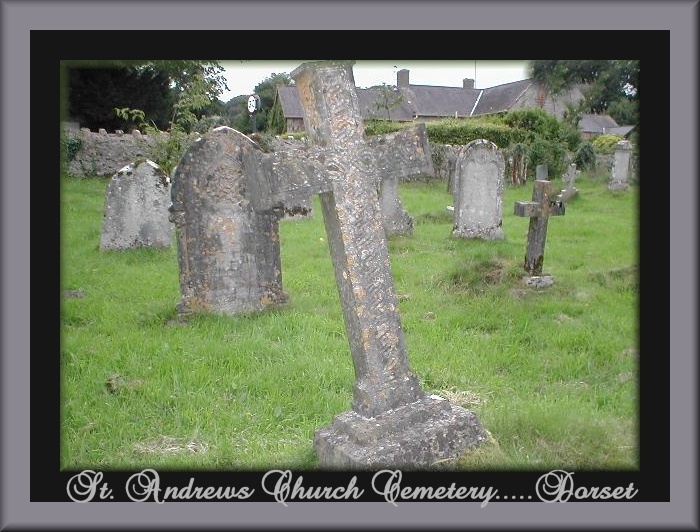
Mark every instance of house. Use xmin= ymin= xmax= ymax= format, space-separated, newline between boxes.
xmin=578 ymin=113 xmax=636 ymax=140
xmin=272 ymin=68 xmax=587 ymax=133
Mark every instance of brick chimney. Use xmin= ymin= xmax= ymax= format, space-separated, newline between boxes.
xmin=397 ymin=69 xmax=409 ymax=90
xmin=463 ymin=78 xmax=475 ymax=89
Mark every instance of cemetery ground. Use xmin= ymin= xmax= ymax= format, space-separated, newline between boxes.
xmin=61 ymin=171 xmax=638 ymax=472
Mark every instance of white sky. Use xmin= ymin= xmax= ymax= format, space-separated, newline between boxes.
xmin=219 ymin=60 xmax=530 ymax=102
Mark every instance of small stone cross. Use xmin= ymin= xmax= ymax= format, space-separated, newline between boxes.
xmin=514 ymin=179 xmax=565 ymax=276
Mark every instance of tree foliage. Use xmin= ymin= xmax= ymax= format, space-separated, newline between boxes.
xmin=67 ymin=66 xmax=174 ymax=131
xmin=66 ymin=60 xmax=228 ymax=132
xmin=372 ymin=83 xmax=404 ymax=121
xmin=529 ymin=60 xmax=639 ymax=125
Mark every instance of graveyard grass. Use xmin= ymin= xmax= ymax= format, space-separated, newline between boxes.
xmin=61 ymin=172 xmax=638 ymax=471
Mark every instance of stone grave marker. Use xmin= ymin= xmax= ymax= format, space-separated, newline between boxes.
xmin=292 ymin=60 xmax=488 ymax=469
xmin=535 ymin=164 xmax=549 ymax=181
xmin=170 ymin=60 xmax=487 ymax=469
xmin=100 ymin=159 xmax=174 ymax=251
xmin=451 ymin=139 xmax=505 ymax=240
xmin=514 ymin=179 xmax=566 ymax=282
xmin=558 ymin=163 xmax=580 ymax=202
xmin=609 ymin=140 xmax=632 ymax=191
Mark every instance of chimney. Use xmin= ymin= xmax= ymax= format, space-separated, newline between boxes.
xmin=397 ymin=69 xmax=409 ymax=90
xmin=463 ymin=78 xmax=475 ymax=89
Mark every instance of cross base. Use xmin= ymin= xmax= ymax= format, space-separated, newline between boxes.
xmin=523 ymin=275 xmax=555 ymax=289
xmin=313 ymin=394 xmax=489 ymax=470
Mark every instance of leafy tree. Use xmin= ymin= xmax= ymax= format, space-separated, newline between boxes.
xmin=66 ymin=60 xmax=229 ymax=132
xmin=373 ymin=83 xmax=404 ymax=121
xmin=529 ymin=60 xmax=639 ymax=125
xmin=223 ymin=95 xmax=251 ymax=132
xmin=67 ymin=66 xmax=173 ymax=131
xmin=251 ymin=72 xmax=292 ymax=134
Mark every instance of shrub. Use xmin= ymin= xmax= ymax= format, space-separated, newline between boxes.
xmin=574 ymin=142 xmax=597 ymax=171
xmin=592 ymin=133 xmax=624 ymax=155
xmin=60 ymin=131 xmax=82 ymax=176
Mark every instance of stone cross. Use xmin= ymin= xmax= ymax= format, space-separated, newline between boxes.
xmin=558 ymin=162 xmax=579 ymax=203
xmin=514 ymin=179 xmax=565 ymax=276
xmin=293 ymin=61 xmax=488 ymax=469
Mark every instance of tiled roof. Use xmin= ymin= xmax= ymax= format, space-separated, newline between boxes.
xmin=578 ymin=113 xmax=620 ymax=133
xmin=472 ymin=79 xmax=534 ymax=116
xmin=277 ymin=78 xmax=537 ymax=121
xmin=404 ymin=85 xmax=480 ymax=118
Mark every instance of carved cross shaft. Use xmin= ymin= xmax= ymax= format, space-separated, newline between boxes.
xmin=514 ymin=179 xmax=565 ymax=276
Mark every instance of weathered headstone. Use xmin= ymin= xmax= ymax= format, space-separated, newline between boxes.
xmin=99 ymin=159 xmax=174 ymax=251
xmin=514 ymin=179 xmax=565 ymax=280
xmin=558 ymin=163 xmax=580 ymax=202
xmin=379 ymin=174 xmax=414 ymax=236
xmin=264 ymin=136 xmax=315 ymax=221
xmin=609 ymin=140 xmax=632 ymax=191
xmin=451 ymin=139 xmax=505 ymax=240
xmin=535 ymin=164 xmax=549 ymax=181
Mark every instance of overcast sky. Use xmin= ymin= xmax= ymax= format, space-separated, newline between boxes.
xmin=219 ymin=60 xmax=530 ymax=102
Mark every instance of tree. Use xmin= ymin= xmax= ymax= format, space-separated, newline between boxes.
xmin=221 ymin=72 xmax=294 ymax=134
xmin=251 ymin=72 xmax=292 ymax=134
xmin=372 ymin=83 xmax=404 ymax=121
xmin=67 ymin=66 xmax=173 ymax=131
xmin=529 ymin=60 xmax=639 ymax=125
xmin=66 ymin=60 xmax=229 ymax=132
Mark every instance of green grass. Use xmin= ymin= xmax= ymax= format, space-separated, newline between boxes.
xmin=61 ymin=174 xmax=639 ymax=471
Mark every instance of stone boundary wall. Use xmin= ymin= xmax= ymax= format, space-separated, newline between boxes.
xmin=63 ymin=123 xmax=167 ymax=177
xmin=63 ymin=123 xmax=638 ymax=184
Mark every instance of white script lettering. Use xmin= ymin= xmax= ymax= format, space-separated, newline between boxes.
xmin=261 ymin=469 xmax=364 ymax=506
xmin=535 ymin=470 xmax=638 ymax=502
xmin=371 ymin=469 xmax=498 ymax=508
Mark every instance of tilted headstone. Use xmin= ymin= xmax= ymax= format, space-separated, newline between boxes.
xmin=558 ymin=163 xmax=580 ymax=203
xmin=451 ymin=139 xmax=505 ymax=240
xmin=609 ymin=140 xmax=632 ymax=191
xmin=99 ymin=159 xmax=174 ymax=251
xmin=514 ymin=179 xmax=565 ymax=279
xmin=379 ymin=174 xmax=413 ymax=236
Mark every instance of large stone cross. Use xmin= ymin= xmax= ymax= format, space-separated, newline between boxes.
xmin=293 ymin=61 xmax=488 ymax=468
xmin=514 ymin=179 xmax=566 ymax=276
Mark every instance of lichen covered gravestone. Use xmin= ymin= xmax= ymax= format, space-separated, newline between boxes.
xmin=289 ymin=61 xmax=488 ymax=469
xmin=451 ymin=139 xmax=505 ymax=240
xmin=609 ymin=140 xmax=632 ymax=191
xmin=100 ymin=159 xmax=174 ymax=250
